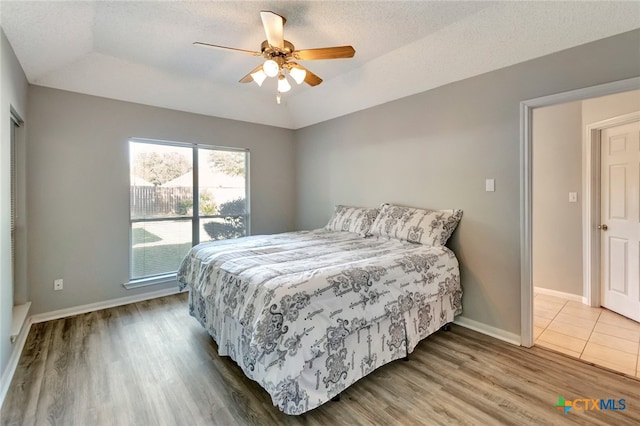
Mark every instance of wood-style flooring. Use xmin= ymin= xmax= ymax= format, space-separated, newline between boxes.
xmin=2 ymin=293 xmax=639 ymax=425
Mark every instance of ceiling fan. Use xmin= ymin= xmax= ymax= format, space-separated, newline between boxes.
xmin=194 ymin=10 xmax=355 ymax=103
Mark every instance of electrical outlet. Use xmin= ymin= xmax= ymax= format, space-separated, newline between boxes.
xmin=54 ymin=279 xmax=63 ymax=291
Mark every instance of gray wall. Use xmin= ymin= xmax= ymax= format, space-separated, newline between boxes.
xmin=532 ymin=101 xmax=583 ymax=296
xmin=0 ymin=29 xmax=29 ymax=380
xmin=295 ymin=29 xmax=640 ymax=336
xmin=26 ymin=86 xmax=296 ymax=315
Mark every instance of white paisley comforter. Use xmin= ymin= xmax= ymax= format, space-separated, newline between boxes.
xmin=177 ymin=229 xmax=462 ymax=414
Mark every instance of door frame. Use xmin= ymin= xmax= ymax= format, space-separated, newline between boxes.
xmin=520 ymin=77 xmax=640 ymax=347
xmin=585 ymin=111 xmax=640 ymax=310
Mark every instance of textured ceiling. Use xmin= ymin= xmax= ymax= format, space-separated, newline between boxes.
xmin=1 ymin=1 xmax=639 ymax=129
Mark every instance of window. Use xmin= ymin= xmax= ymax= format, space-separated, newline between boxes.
xmin=10 ymin=118 xmax=16 ymax=298
xmin=129 ymin=139 xmax=249 ymax=283
xmin=10 ymin=109 xmax=30 ymax=343
xmin=10 ymin=113 xmax=21 ymax=304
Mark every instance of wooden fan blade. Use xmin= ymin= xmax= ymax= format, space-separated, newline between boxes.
xmin=193 ymin=42 xmax=261 ymax=56
xmin=303 ymin=69 xmax=323 ymax=87
xmin=293 ymin=46 xmax=355 ymax=61
xmin=260 ymin=11 xmax=285 ymax=50
xmin=289 ymin=62 xmax=323 ymax=86
xmin=239 ymin=64 xmax=264 ymax=83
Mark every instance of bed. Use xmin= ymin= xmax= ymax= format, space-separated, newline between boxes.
xmin=177 ymin=204 xmax=463 ymax=415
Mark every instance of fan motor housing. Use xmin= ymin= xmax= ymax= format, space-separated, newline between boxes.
xmin=260 ymin=40 xmax=295 ymax=58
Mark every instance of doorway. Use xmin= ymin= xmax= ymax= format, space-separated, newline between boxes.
xmin=521 ymin=78 xmax=640 ymax=377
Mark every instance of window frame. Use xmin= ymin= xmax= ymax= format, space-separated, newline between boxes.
xmin=126 ymin=137 xmax=250 ymax=287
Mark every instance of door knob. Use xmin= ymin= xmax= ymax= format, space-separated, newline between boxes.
xmin=597 ymin=224 xmax=608 ymax=231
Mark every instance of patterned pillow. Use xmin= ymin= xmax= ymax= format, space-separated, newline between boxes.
xmin=368 ymin=204 xmax=462 ymax=246
xmin=325 ymin=205 xmax=380 ymax=236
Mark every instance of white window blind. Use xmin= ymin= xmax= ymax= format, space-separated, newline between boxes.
xmin=10 ymin=111 xmax=23 ymax=305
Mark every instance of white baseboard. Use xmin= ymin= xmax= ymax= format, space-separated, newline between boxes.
xmin=454 ymin=316 xmax=521 ymax=346
xmin=0 ymin=286 xmax=186 ymax=408
xmin=0 ymin=315 xmax=33 ymax=409
xmin=533 ymin=286 xmax=584 ymax=303
xmin=31 ymin=287 xmax=185 ymax=324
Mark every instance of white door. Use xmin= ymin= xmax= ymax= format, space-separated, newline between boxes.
xmin=601 ymin=120 xmax=640 ymax=322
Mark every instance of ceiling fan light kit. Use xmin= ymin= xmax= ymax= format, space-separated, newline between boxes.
xmin=250 ymin=69 xmax=267 ymax=86
xmin=263 ymin=59 xmax=280 ymax=77
xmin=194 ymin=10 xmax=355 ymax=104
xmin=277 ymin=74 xmax=291 ymax=93
xmin=288 ymin=66 xmax=307 ymax=85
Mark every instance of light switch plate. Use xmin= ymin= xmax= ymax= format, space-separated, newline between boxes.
xmin=485 ymin=179 xmax=495 ymax=192
xmin=569 ymin=192 xmax=578 ymax=203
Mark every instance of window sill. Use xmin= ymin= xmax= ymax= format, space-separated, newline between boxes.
xmin=124 ymin=274 xmax=177 ymax=290
xmin=11 ymin=302 xmax=31 ymax=343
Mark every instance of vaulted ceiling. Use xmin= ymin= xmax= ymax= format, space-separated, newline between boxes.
xmin=2 ymin=1 xmax=639 ymax=129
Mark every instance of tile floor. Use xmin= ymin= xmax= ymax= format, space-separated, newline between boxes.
xmin=534 ymin=293 xmax=640 ymax=378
